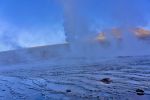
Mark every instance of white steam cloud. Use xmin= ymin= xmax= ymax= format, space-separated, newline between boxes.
xmin=60 ymin=0 xmax=150 ymax=57
xmin=0 ymin=20 xmax=66 ymax=51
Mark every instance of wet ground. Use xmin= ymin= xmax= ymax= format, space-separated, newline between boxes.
xmin=0 ymin=56 xmax=150 ymax=100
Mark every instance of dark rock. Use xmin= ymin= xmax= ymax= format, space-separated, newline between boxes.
xmin=89 ymin=90 xmax=93 ymax=92
xmin=100 ymin=78 xmax=112 ymax=84
xmin=97 ymin=96 xmax=100 ymax=98
xmin=66 ymin=89 xmax=71 ymax=93
xmin=136 ymin=89 xmax=144 ymax=95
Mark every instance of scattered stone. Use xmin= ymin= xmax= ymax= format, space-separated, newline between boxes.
xmin=89 ymin=95 xmax=92 ymax=97
xmin=97 ymin=96 xmax=100 ymax=98
xmin=89 ymin=90 xmax=93 ymax=92
xmin=66 ymin=89 xmax=71 ymax=93
xmin=136 ymin=89 xmax=144 ymax=95
xmin=100 ymin=78 xmax=112 ymax=84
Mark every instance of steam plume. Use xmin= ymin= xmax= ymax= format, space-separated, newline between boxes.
xmin=61 ymin=0 xmax=150 ymax=57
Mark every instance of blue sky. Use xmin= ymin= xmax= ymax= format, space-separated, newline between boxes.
xmin=0 ymin=0 xmax=150 ymax=53
xmin=0 ymin=0 xmax=63 ymax=27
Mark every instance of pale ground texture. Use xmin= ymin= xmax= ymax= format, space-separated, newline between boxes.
xmin=0 ymin=56 xmax=150 ymax=100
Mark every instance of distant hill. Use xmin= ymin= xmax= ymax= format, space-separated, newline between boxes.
xmin=0 ymin=44 xmax=69 ymax=66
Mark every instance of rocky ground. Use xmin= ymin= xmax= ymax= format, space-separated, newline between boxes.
xmin=0 ymin=56 xmax=150 ymax=100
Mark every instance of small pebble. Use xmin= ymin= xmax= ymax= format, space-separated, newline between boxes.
xmin=66 ymin=89 xmax=71 ymax=93
xmin=136 ymin=89 xmax=144 ymax=95
xmin=100 ymin=78 xmax=112 ymax=84
xmin=97 ymin=96 xmax=100 ymax=98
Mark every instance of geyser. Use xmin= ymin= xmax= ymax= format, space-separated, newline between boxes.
xmin=61 ymin=0 xmax=150 ymax=57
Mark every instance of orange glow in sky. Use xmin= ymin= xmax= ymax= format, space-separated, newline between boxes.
xmin=111 ymin=28 xmax=122 ymax=40
xmin=96 ymin=32 xmax=106 ymax=43
xmin=133 ymin=28 xmax=150 ymax=38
